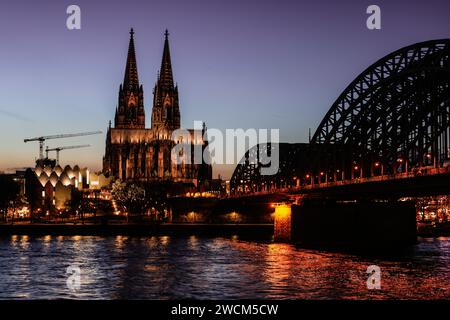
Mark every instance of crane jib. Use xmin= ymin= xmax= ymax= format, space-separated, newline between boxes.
xmin=23 ymin=131 xmax=102 ymax=160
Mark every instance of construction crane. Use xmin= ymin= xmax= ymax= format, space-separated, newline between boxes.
xmin=24 ymin=131 xmax=102 ymax=160
xmin=46 ymin=144 xmax=91 ymax=166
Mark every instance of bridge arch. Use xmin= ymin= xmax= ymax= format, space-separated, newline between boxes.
xmin=311 ymin=39 xmax=450 ymax=172
xmin=230 ymin=40 xmax=450 ymax=193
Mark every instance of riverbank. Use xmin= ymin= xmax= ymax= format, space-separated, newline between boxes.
xmin=0 ymin=222 xmax=448 ymax=238
xmin=0 ymin=223 xmax=274 ymax=238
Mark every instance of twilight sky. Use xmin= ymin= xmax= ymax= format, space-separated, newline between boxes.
xmin=0 ymin=0 xmax=449 ymax=178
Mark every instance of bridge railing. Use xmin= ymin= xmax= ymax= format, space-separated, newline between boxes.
xmin=229 ymin=166 xmax=450 ymax=196
xmin=293 ymin=165 xmax=450 ymax=191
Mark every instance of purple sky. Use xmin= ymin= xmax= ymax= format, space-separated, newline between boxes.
xmin=0 ymin=0 xmax=449 ymax=178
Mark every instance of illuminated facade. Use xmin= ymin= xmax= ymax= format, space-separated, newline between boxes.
xmin=25 ymin=164 xmax=112 ymax=211
xmin=103 ymin=29 xmax=212 ymax=185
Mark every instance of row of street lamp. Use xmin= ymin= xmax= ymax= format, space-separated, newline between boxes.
xmin=234 ymin=153 xmax=438 ymax=193
xmin=302 ymin=153 xmax=438 ymax=186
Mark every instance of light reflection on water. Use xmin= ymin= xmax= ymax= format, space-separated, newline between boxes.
xmin=0 ymin=236 xmax=449 ymax=299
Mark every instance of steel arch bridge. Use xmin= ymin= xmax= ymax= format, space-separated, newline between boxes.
xmin=231 ymin=39 xmax=450 ymax=194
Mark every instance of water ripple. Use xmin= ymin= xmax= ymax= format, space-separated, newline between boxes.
xmin=0 ymin=236 xmax=448 ymax=299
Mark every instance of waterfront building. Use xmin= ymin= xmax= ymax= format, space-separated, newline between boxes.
xmin=25 ymin=163 xmax=112 ymax=211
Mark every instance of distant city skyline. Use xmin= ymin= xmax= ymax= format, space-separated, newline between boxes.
xmin=0 ymin=0 xmax=449 ymax=178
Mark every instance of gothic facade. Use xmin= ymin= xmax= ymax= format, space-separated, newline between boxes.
xmin=103 ymin=29 xmax=212 ymax=185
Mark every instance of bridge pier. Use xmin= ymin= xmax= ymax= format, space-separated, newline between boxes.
xmin=274 ymin=199 xmax=417 ymax=248
xmin=273 ymin=204 xmax=292 ymax=242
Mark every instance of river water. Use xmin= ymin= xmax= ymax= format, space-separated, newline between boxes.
xmin=0 ymin=235 xmax=448 ymax=299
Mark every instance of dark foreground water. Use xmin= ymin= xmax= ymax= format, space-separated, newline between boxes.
xmin=0 ymin=235 xmax=449 ymax=299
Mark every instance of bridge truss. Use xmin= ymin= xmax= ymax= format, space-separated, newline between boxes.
xmin=231 ymin=39 xmax=450 ymax=194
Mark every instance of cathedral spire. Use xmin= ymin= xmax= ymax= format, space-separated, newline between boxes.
xmin=115 ymin=28 xmax=145 ymax=129
xmin=151 ymin=29 xmax=180 ymax=130
xmin=159 ymin=29 xmax=174 ymax=88
xmin=123 ymin=28 xmax=139 ymax=89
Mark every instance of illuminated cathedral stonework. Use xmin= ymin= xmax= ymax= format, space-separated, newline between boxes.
xmin=103 ymin=29 xmax=212 ymax=185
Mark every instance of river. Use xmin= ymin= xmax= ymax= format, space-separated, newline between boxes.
xmin=0 ymin=235 xmax=448 ymax=299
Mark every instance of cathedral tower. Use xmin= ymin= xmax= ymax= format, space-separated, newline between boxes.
xmin=114 ymin=28 xmax=145 ymax=129
xmin=104 ymin=29 xmax=212 ymax=186
xmin=151 ymin=30 xmax=181 ymax=131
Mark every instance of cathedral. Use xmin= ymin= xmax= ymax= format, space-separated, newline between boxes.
xmin=103 ymin=29 xmax=212 ymax=186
